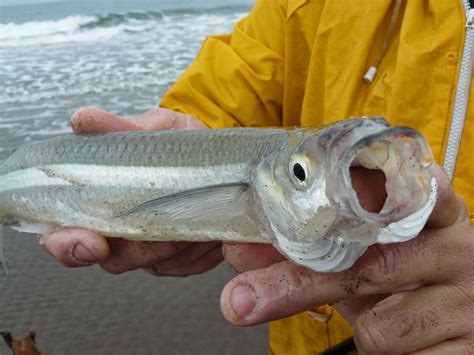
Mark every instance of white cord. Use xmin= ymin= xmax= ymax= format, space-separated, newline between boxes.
xmin=363 ymin=0 xmax=403 ymax=84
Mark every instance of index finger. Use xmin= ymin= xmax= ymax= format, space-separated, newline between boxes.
xmin=41 ymin=229 xmax=110 ymax=267
xmin=220 ymin=223 xmax=467 ymax=325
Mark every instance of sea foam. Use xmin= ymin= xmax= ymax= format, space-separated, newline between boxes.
xmin=0 ymin=14 xmax=145 ymax=46
xmin=0 ymin=6 xmax=248 ymax=155
xmin=0 ymin=7 xmax=246 ymax=47
xmin=0 ymin=16 xmax=95 ymax=40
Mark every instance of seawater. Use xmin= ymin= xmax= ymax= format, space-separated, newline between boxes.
xmin=0 ymin=0 xmax=252 ymax=157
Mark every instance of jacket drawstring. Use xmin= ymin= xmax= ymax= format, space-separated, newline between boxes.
xmin=363 ymin=0 xmax=402 ymax=84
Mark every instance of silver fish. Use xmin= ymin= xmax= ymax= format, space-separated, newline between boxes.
xmin=0 ymin=117 xmax=437 ymax=273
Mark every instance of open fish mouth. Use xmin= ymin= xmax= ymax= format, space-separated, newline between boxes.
xmin=272 ymin=118 xmax=437 ymax=272
xmin=338 ymin=125 xmax=436 ymax=227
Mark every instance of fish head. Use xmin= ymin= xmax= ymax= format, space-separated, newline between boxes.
xmin=253 ymin=118 xmax=437 ymax=272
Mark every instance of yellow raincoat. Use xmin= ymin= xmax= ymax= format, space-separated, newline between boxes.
xmin=161 ymin=0 xmax=474 ymax=353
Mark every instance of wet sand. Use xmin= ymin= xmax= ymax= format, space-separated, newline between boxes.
xmin=0 ymin=228 xmax=268 ymax=355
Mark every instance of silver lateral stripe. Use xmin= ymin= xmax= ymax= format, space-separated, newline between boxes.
xmin=0 ymin=168 xmax=71 ymax=194
xmin=444 ymin=3 xmax=474 ymax=180
xmin=0 ymin=164 xmax=247 ymax=193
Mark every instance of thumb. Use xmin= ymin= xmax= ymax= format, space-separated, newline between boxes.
xmin=133 ymin=107 xmax=207 ymax=131
xmin=71 ymin=107 xmax=140 ymax=133
xmin=71 ymin=106 xmax=207 ymax=134
xmin=426 ymin=166 xmax=467 ymax=228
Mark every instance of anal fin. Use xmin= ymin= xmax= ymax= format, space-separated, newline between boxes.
xmin=11 ymin=223 xmax=56 ymax=235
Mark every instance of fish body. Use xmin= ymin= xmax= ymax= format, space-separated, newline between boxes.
xmin=0 ymin=117 xmax=437 ymax=272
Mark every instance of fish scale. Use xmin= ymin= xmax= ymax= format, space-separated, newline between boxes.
xmin=0 ymin=128 xmax=288 ymax=174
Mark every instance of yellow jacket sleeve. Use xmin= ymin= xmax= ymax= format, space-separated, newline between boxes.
xmin=160 ymin=0 xmax=285 ymax=128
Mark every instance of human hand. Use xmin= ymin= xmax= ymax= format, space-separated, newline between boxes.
xmin=41 ymin=107 xmax=224 ymax=276
xmin=220 ymin=167 xmax=474 ymax=354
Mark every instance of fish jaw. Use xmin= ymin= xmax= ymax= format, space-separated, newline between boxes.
xmin=326 ymin=122 xmax=437 ymax=243
xmin=254 ymin=118 xmax=437 ymax=272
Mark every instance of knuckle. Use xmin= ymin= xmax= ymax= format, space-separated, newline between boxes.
xmin=451 ymin=283 xmax=474 ymax=310
xmin=355 ymin=312 xmax=389 ymax=353
xmin=184 ymin=114 xmax=202 ymax=130
xmin=368 ymin=244 xmax=399 ymax=278
xmin=457 ymin=196 xmax=470 ymax=224
xmin=136 ymin=241 xmax=178 ymax=260
xmin=463 ymin=232 xmax=474 ymax=257
xmin=142 ymin=265 xmax=163 ymax=277
xmin=166 ymin=111 xmax=179 ymax=126
xmin=153 ymin=243 xmax=179 ymax=258
xmin=443 ymin=225 xmax=474 ymax=271
xmin=144 ymin=263 xmax=189 ymax=277
xmin=277 ymin=263 xmax=318 ymax=302
xmin=461 ymin=339 xmax=474 ymax=354
xmin=348 ymin=243 xmax=402 ymax=289
xmin=99 ymin=261 xmax=128 ymax=275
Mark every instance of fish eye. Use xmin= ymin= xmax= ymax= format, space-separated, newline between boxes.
xmin=293 ymin=162 xmax=307 ymax=182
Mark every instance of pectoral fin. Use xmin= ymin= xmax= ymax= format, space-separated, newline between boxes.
xmin=116 ymin=182 xmax=250 ymax=221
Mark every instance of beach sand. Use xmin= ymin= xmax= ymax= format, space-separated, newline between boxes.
xmin=0 ymin=228 xmax=268 ymax=355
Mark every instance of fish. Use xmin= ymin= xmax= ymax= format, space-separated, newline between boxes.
xmin=0 ymin=117 xmax=437 ymax=274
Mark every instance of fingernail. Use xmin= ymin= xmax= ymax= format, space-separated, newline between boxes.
xmin=72 ymin=244 xmax=97 ymax=264
xmin=231 ymin=284 xmax=257 ymax=317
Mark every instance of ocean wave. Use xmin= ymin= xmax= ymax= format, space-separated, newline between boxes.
xmin=0 ymin=15 xmax=123 ymax=46
xmin=0 ymin=5 xmax=249 ymax=46
xmin=79 ymin=11 xmax=164 ymax=29
xmin=0 ymin=15 xmax=95 ymax=41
